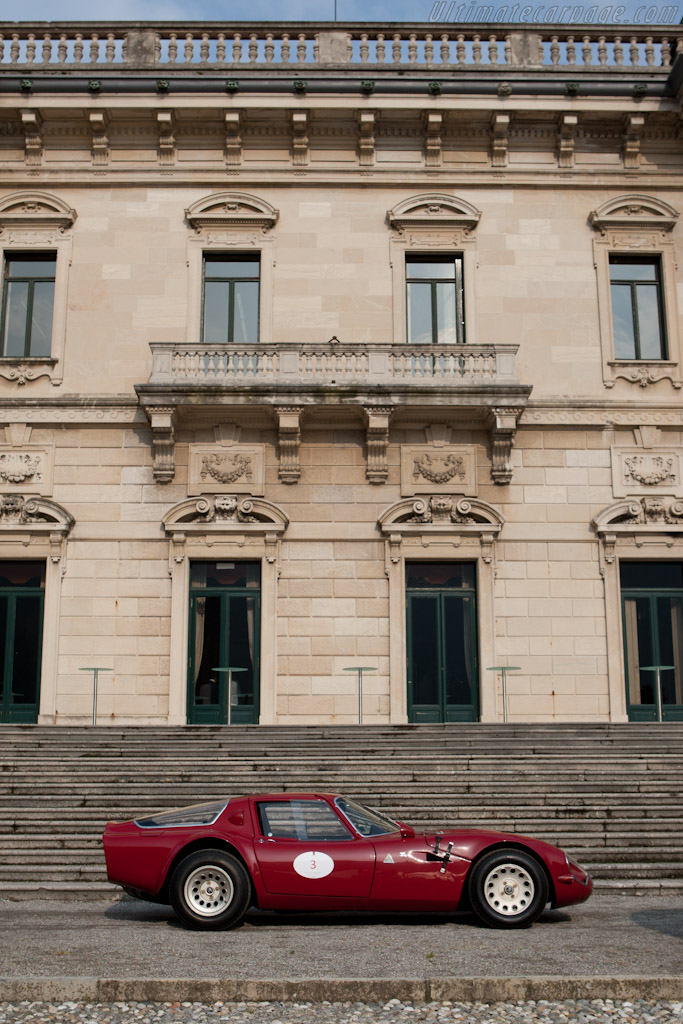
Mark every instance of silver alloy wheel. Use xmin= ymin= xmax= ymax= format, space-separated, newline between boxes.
xmin=183 ymin=864 xmax=234 ymax=917
xmin=483 ymin=862 xmax=535 ymax=917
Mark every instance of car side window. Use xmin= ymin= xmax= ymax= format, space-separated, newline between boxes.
xmin=257 ymin=799 xmax=353 ymax=841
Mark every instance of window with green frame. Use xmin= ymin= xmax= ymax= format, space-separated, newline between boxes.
xmin=202 ymin=254 xmax=260 ymax=344
xmin=609 ymin=255 xmax=666 ymax=360
xmin=1 ymin=254 xmax=56 ymax=358
xmin=406 ymin=254 xmax=464 ymax=345
xmin=620 ymin=561 xmax=683 ymax=721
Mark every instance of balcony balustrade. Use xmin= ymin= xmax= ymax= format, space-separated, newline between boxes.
xmin=146 ymin=340 xmax=521 ymax=392
xmin=0 ymin=24 xmax=680 ymax=73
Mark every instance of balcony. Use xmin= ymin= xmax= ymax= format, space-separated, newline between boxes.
xmin=145 ymin=340 xmax=523 ymax=397
xmin=1 ymin=24 xmax=680 ymax=76
xmin=137 ymin=341 xmax=530 ymax=486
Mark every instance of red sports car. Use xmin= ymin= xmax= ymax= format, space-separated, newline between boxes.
xmin=103 ymin=793 xmax=592 ymax=930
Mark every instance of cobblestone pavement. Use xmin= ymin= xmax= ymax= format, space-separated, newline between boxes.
xmin=1 ymin=1000 xmax=683 ymax=1024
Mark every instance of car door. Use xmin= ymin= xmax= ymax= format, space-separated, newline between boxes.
xmin=252 ymin=797 xmax=375 ymax=898
xmin=369 ymin=834 xmax=469 ymax=909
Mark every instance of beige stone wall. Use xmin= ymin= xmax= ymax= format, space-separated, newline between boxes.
xmin=4 ymin=183 xmax=682 ymax=401
xmin=2 ymin=92 xmax=683 ymax=725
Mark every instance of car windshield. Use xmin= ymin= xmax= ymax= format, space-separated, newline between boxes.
xmin=335 ymin=797 xmax=399 ymax=836
xmin=135 ymin=800 xmax=228 ymax=828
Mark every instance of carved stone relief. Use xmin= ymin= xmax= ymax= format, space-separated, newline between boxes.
xmin=400 ymin=444 xmax=477 ymax=497
xmin=188 ymin=444 xmax=265 ymax=496
xmin=611 ymin=446 xmax=683 ymax=498
xmin=0 ymin=446 xmax=53 ymax=494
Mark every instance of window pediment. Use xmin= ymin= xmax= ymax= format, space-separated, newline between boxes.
xmin=379 ymin=495 xmax=503 ymax=565
xmin=593 ymin=497 xmax=683 ymax=533
xmin=163 ymin=494 xmax=288 ymax=534
xmin=0 ymin=494 xmax=74 ymax=532
xmin=589 ymin=194 xmax=679 ymax=234
xmin=0 ymin=191 xmax=76 ymax=233
xmin=380 ymin=494 xmax=503 ymax=531
xmin=185 ymin=192 xmax=279 ymax=232
xmin=387 ymin=193 xmax=481 ymax=233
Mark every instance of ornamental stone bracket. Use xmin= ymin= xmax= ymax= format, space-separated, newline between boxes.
xmin=277 ymin=407 xmax=303 ymax=484
xmin=364 ymin=406 xmax=392 ymax=484
xmin=0 ymin=494 xmax=74 ymax=567
xmin=163 ymin=494 xmax=288 ymax=566
xmin=487 ymin=407 xmax=521 ymax=484
xmin=145 ymin=405 xmax=176 ymax=483
xmin=593 ymin=497 xmax=683 ymax=565
xmin=378 ymin=495 xmax=504 ymax=565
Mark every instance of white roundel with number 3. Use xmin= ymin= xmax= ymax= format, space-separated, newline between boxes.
xmin=293 ymin=851 xmax=335 ymax=879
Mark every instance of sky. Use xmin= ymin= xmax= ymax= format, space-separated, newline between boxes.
xmin=1 ymin=0 xmax=680 ymax=26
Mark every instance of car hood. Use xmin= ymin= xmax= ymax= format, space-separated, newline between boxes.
xmin=423 ymin=827 xmax=560 ymax=861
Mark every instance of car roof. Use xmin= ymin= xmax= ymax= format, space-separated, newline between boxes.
xmin=246 ymin=793 xmax=340 ymax=801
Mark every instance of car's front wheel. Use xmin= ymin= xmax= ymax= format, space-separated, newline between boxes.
xmin=468 ymin=849 xmax=548 ymax=928
xmin=169 ymin=848 xmax=251 ymax=930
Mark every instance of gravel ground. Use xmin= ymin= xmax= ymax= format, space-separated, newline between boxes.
xmin=0 ymin=999 xmax=682 ymax=1024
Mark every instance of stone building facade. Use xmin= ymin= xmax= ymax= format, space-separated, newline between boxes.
xmin=0 ymin=22 xmax=682 ymax=726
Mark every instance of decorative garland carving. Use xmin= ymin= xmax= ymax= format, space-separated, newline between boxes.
xmin=200 ymin=452 xmax=252 ymax=485
xmin=0 ymin=453 xmax=41 ymax=483
xmin=623 ymin=455 xmax=676 ymax=487
xmin=413 ymin=453 xmax=464 ymax=485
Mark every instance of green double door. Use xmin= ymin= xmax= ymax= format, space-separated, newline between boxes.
xmin=406 ymin=562 xmax=478 ymax=723
xmin=0 ymin=562 xmax=44 ymax=724
xmin=621 ymin=561 xmax=683 ymax=722
xmin=187 ymin=561 xmax=260 ymax=725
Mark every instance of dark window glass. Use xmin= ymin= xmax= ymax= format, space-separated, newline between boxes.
xmin=609 ymin=256 xmax=665 ymax=360
xmin=406 ymin=562 xmax=475 ymax=589
xmin=11 ymin=595 xmax=42 ymax=704
xmin=444 ymin=594 xmax=475 ymax=706
xmin=2 ymin=255 xmax=56 ymax=358
xmin=202 ymin=254 xmax=259 ymax=344
xmin=620 ymin=562 xmax=683 ymax=590
xmin=621 ymin=562 xmax=683 ymax=713
xmin=257 ymin=799 xmax=353 ymax=841
xmin=406 ymin=255 xmax=463 ymax=344
xmin=410 ymin=596 xmax=440 ymax=707
xmin=0 ymin=562 xmax=45 ymax=588
xmin=190 ymin=561 xmax=260 ymax=589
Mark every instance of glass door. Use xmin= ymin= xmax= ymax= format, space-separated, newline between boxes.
xmin=621 ymin=562 xmax=683 ymax=722
xmin=0 ymin=562 xmax=45 ymax=724
xmin=187 ymin=561 xmax=260 ymax=724
xmin=406 ymin=562 xmax=478 ymax=723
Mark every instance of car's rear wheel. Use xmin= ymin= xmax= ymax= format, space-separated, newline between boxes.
xmin=468 ymin=849 xmax=548 ymax=929
xmin=169 ymin=849 xmax=251 ymax=930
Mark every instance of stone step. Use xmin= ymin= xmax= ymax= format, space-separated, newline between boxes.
xmin=2 ymin=723 xmax=682 ymax=893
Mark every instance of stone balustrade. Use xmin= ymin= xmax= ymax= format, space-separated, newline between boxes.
xmin=147 ymin=341 xmax=520 ymax=389
xmin=0 ymin=24 xmax=680 ymax=71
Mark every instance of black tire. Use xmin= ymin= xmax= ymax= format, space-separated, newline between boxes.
xmin=468 ymin=849 xmax=548 ymax=929
xmin=169 ymin=848 xmax=251 ymax=930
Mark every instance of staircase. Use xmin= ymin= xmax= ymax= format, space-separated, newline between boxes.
xmin=1 ymin=723 xmax=682 ymax=898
